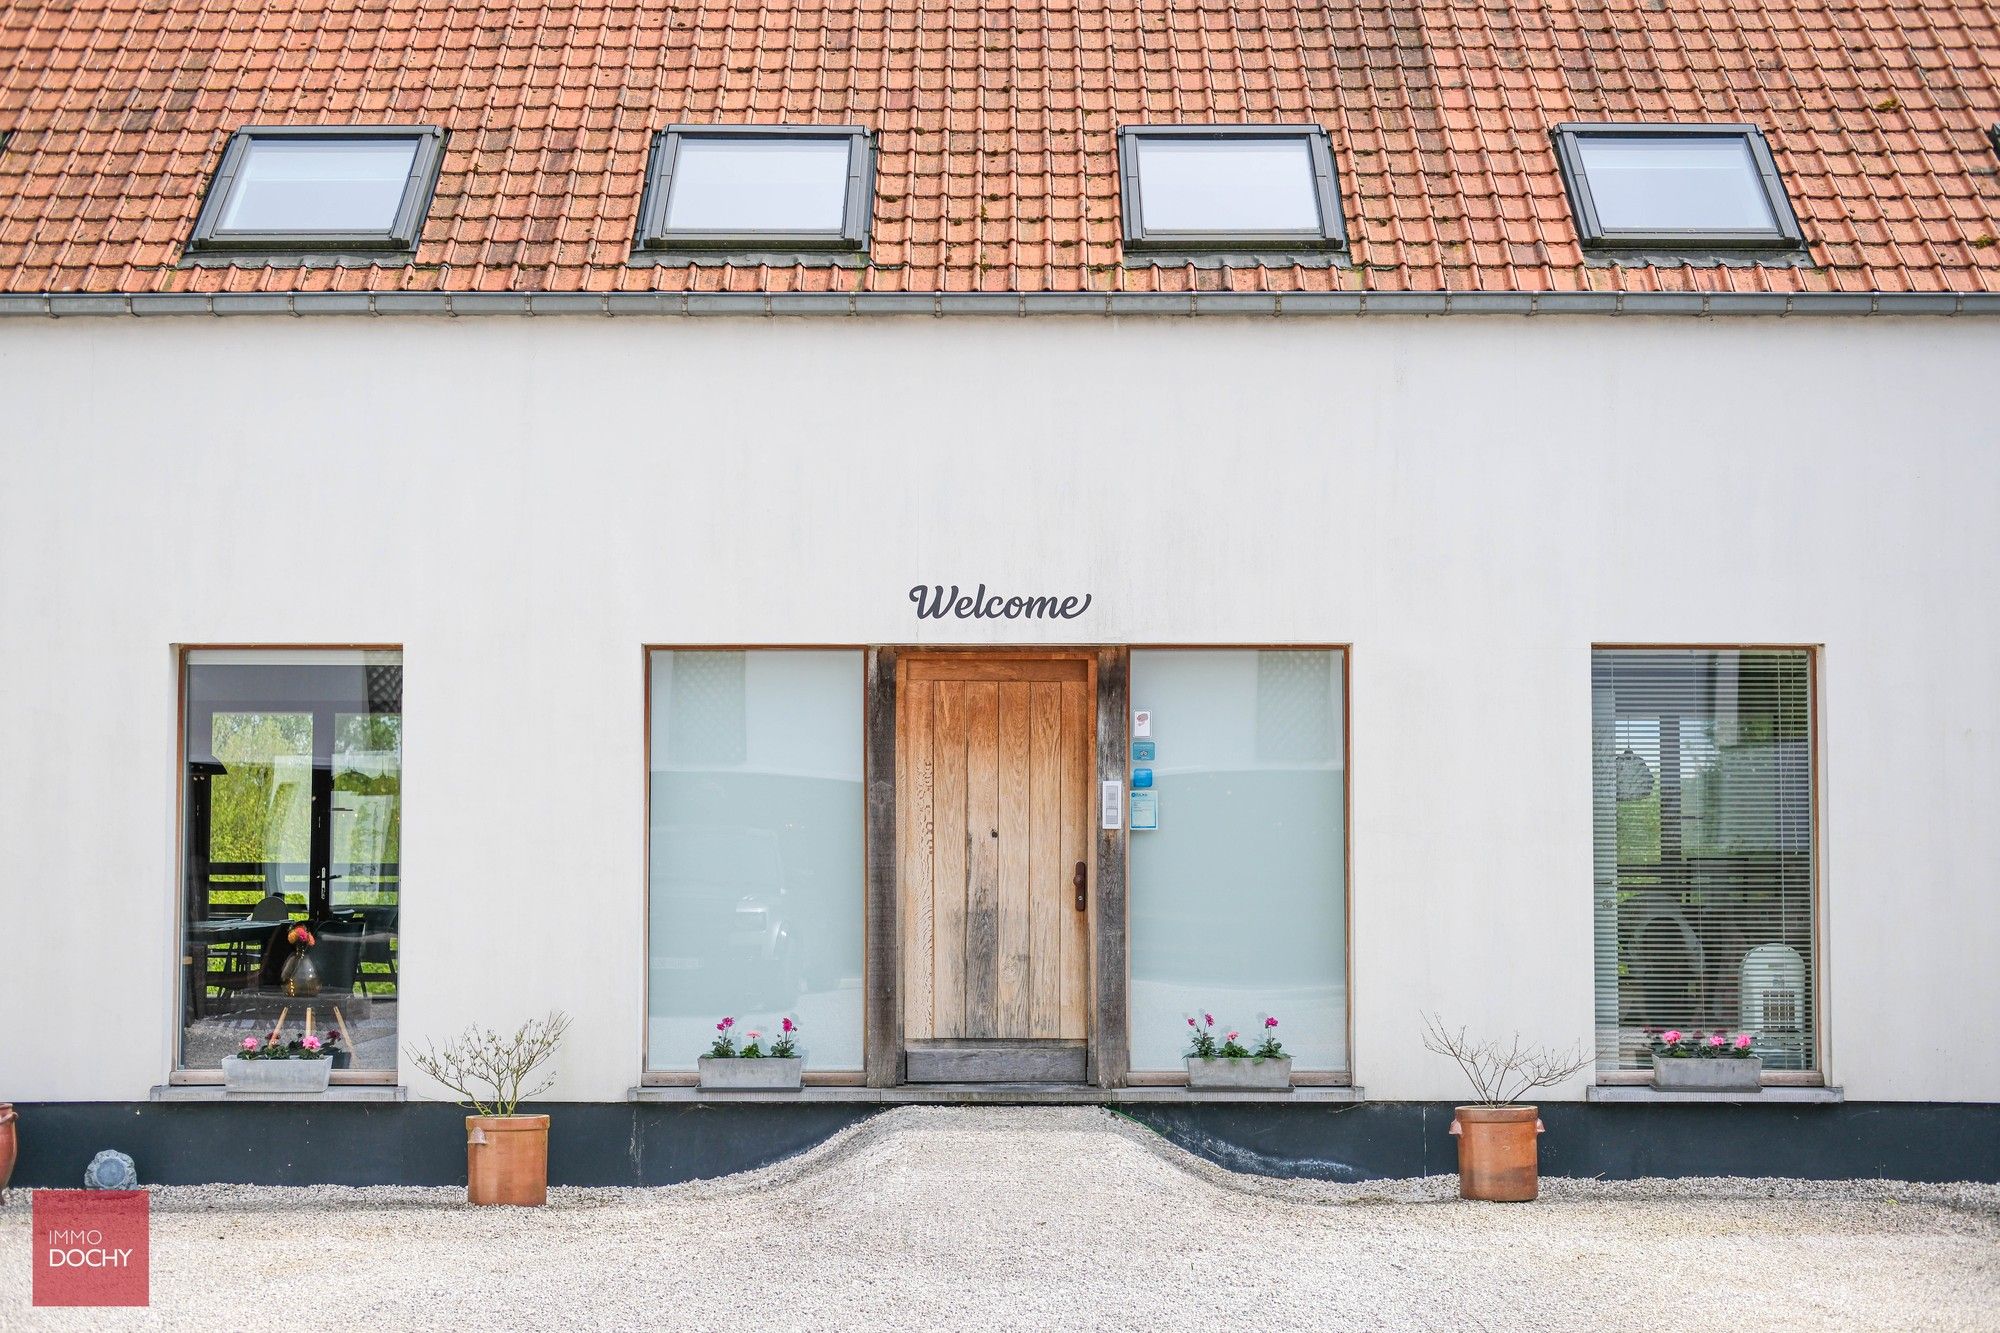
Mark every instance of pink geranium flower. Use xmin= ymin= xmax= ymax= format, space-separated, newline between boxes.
xmin=746 ymin=1031 xmax=761 ymax=1041
xmin=782 ymin=1017 xmax=795 ymax=1033
xmin=241 ymin=1037 xmax=260 ymax=1051
xmin=1265 ymin=1017 xmax=1279 ymax=1029
xmin=721 ymin=1017 xmax=734 ymax=1029
xmin=301 ymin=1035 xmax=321 ymax=1051
xmin=1661 ymin=1029 xmax=1683 ymax=1045
xmin=1187 ymin=1017 xmax=1196 ymax=1027
xmin=1734 ymin=1034 xmax=1754 ymax=1050
xmin=1706 ymin=1034 xmax=1726 ymax=1048
xmin=1226 ymin=1031 xmax=1239 ymax=1041
xmin=1203 ymin=1013 xmax=1214 ymax=1027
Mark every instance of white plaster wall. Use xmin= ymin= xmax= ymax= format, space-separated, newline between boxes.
xmin=1 ymin=314 xmax=1995 ymax=1104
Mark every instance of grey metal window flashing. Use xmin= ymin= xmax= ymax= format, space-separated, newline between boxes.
xmin=184 ymin=125 xmax=446 ymax=265
xmin=1551 ymin=122 xmax=1806 ymax=254
xmin=1117 ymin=125 xmax=1348 ymax=259
xmin=632 ymin=124 xmax=875 ymax=261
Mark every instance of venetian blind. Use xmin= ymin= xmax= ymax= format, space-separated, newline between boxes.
xmin=1591 ymin=649 xmax=1816 ymax=1073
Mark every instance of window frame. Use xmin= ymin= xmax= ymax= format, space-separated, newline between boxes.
xmin=1120 ymin=642 xmax=1355 ymax=1086
xmin=640 ymin=644 xmax=872 ymax=1085
xmin=1551 ymin=122 xmax=1806 ymax=252
xmin=632 ymin=125 xmax=876 ymax=257
xmin=1589 ymin=643 xmax=1826 ymax=1087
xmin=1116 ymin=124 xmax=1348 ymax=255
xmin=185 ymin=125 xmax=446 ymax=262
xmin=170 ymin=643 xmax=405 ymax=1086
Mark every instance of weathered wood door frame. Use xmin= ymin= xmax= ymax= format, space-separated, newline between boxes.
xmin=864 ymin=646 xmax=1129 ymax=1088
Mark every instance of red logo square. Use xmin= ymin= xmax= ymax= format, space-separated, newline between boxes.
xmin=31 ymin=1190 xmax=150 ymax=1307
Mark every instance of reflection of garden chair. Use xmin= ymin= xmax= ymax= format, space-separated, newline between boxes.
xmin=354 ymin=904 xmax=398 ymax=993
xmin=210 ymin=894 xmax=290 ymax=1012
xmin=310 ymin=917 xmax=367 ymax=996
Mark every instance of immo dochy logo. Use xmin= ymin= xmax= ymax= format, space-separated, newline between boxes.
xmin=32 ymin=1190 xmax=150 ymax=1307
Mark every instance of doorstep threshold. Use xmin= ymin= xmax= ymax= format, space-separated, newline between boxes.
xmin=629 ymin=1083 xmax=1365 ymax=1106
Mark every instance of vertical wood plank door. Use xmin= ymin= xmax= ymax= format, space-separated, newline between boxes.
xmin=899 ymin=654 xmax=1094 ymax=1050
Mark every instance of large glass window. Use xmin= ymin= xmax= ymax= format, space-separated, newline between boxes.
xmin=179 ymin=649 xmax=402 ymax=1076
xmin=634 ymin=126 xmax=874 ymax=255
xmin=647 ymin=650 xmax=865 ymax=1072
xmin=187 ymin=127 xmax=445 ymax=258
xmin=1592 ymin=649 xmax=1817 ymax=1074
xmin=1552 ymin=124 xmax=1804 ymax=250
xmin=1127 ymin=649 xmax=1347 ymax=1073
xmin=1117 ymin=126 xmax=1347 ymax=253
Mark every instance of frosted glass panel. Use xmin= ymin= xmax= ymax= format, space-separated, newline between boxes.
xmin=1135 ymin=136 xmax=1322 ymax=234
xmin=648 ymin=650 xmax=864 ymax=1070
xmin=1128 ymin=650 xmax=1347 ymax=1071
xmin=220 ymin=139 xmax=419 ymax=233
xmin=1575 ymin=136 xmax=1777 ymax=233
xmin=664 ymin=137 xmax=852 ymax=233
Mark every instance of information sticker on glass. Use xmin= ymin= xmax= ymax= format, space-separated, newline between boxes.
xmin=1129 ymin=789 xmax=1159 ymax=830
xmin=1132 ymin=710 xmax=1152 ymax=739
xmin=1132 ymin=740 xmax=1156 ymax=762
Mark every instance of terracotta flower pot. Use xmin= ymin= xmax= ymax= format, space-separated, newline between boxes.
xmin=0 ymin=1104 xmax=17 ymax=1204
xmin=466 ymin=1115 xmax=549 ymax=1207
xmin=1450 ymin=1105 xmax=1544 ymax=1201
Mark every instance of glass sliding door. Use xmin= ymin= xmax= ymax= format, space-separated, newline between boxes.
xmin=1127 ymin=649 xmax=1349 ymax=1074
xmin=647 ymin=650 xmax=865 ymax=1072
xmin=179 ymin=649 xmax=402 ymax=1075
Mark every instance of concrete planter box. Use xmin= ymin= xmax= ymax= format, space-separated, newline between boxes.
xmin=221 ymin=1055 xmax=332 ymax=1094
xmin=1185 ymin=1056 xmax=1293 ymax=1090
xmin=698 ymin=1057 xmax=803 ymax=1091
xmin=1652 ymin=1057 xmax=1763 ymax=1092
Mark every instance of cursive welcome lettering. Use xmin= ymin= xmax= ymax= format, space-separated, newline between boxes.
xmin=910 ymin=584 xmax=1094 ymax=621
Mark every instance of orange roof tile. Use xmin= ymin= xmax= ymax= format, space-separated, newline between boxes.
xmin=0 ymin=0 xmax=1995 ymax=295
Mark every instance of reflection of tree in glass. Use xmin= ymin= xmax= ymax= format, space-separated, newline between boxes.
xmin=335 ymin=713 xmax=403 ymax=873
xmin=209 ymin=712 xmax=313 ymax=865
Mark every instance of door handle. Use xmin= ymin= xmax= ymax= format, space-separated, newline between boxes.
xmin=1073 ymin=861 xmax=1087 ymax=913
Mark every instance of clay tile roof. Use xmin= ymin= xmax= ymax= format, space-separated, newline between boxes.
xmin=0 ymin=0 xmax=1995 ymax=295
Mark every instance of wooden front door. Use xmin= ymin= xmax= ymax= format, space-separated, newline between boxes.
xmin=898 ymin=653 xmax=1094 ymax=1078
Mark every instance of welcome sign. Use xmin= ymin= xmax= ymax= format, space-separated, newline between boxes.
xmin=909 ymin=584 xmax=1093 ymax=621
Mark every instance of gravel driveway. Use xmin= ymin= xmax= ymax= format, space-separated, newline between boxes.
xmin=4 ymin=1106 xmax=1996 ymax=1331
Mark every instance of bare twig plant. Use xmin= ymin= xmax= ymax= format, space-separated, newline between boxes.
xmin=1420 ymin=1012 xmax=1593 ymax=1106
xmin=407 ymin=1010 xmax=572 ymax=1116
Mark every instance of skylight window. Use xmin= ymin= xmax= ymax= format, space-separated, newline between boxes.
xmin=1552 ymin=124 xmax=1804 ymax=251
xmin=1117 ymin=126 xmax=1346 ymax=254
xmin=634 ymin=126 xmax=874 ymax=256
xmin=187 ymin=126 xmax=445 ymax=261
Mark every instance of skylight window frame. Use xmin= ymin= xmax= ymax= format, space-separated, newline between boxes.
xmin=1551 ymin=122 xmax=1806 ymax=253
xmin=633 ymin=124 xmax=876 ymax=257
xmin=1116 ymin=124 xmax=1348 ymax=255
xmin=185 ymin=125 xmax=446 ymax=261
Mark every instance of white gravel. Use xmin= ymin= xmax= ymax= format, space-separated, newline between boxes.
xmin=4 ymin=1106 xmax=1996 ymax=1331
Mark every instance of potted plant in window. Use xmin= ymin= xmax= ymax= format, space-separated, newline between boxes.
xmin=1650 ymin=1029 xmax=1762 ymax=1092
xmin=697 ymin=1016 xmax=804 ymax=1090
xmin=1183 ymin=1013 xmax=1293 ymax=1090
xmin=407 ymin=1010 xmax=571 ymax=1206
xmin=1421 ymin=1013 xmax=1593 ymax=1202
xmin=221 ymin=1024 xmax=338 ymax=1093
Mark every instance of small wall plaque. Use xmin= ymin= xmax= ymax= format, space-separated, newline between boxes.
xmin=1130 ymin=790 xmax=1159 ymax=830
